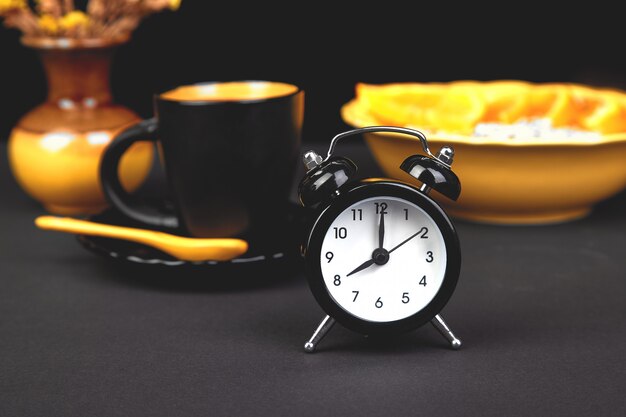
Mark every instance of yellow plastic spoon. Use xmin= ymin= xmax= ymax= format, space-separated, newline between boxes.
xmin=35 ymin=216 xmax=248 ymax=262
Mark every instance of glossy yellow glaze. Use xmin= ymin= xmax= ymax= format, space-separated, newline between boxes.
xmin=9 ymin=37 xmax=154 ymax=215
xmin=342 ymin=99 xmax=626 ymax=224
xmin=9 ymin=124 xmax=153 ymax=215
xmin=161 ymin=81 xmax=299 ymax=102
xmin=35 ymin=216 xmax=248 ymax=261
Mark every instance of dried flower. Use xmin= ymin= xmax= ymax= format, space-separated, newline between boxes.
xmin=38 ymin=14 xmax=58 ymax=34
xmin=1 ymin=1 xmax=39 ymax=34
xmin=62 ymin=0 xmax=74 ymax=14
xmin=85 ymin=0 xmax=104 ymax=20
xmin=0 ymin=0 xmax=27 ymax=14
xmin=59 ymin=10 xmax=88 ymax=30
xmin=35 ymin=0 xmax=62 ymax=18
xmin=1 ymin=0 xmax=182 ymax=38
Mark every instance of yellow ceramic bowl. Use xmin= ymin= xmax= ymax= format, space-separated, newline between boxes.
xmin=341 ymin=99 xmax=626 ymax=224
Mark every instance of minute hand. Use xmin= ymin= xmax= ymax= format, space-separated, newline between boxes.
xmin=378 ymin=210 xmax=385 ymax=249
xmin=388 ymin=228 xmax=425 ymax=254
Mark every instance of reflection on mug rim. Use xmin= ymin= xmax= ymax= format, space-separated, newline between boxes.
xmin=159 ymin=80 xmax=301 ymax=104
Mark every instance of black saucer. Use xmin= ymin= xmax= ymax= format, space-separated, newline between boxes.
xmin=77 ymin=203 xmax=306 ymax=268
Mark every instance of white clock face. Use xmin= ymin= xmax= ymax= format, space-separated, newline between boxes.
xmin=319 ymin=196 xmax=447 ymax=323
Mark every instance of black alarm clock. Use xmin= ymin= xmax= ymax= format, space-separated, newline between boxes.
xmin=298 ymin=126 xmax=463 ymax=353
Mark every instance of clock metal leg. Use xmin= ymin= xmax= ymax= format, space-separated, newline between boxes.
xmin=431 ymin=314 xmax=462 ymax=350
xmin=304 ymin=315 xmax=336 ymax=353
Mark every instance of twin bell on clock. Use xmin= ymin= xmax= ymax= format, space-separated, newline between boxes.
xmin=298 ymin=126 xmax=463 ymax=353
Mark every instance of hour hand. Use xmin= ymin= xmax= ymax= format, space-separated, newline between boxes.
xmin=346 ymin=258 xmax=375 ymax=277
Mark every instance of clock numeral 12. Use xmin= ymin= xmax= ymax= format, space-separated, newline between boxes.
xmin=375 ymin=202 xmax=388 ymax=215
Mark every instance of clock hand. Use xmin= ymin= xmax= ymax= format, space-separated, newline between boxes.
xmin=346 ymin=258 xmax=375 ymax=277
xmin=388 ymin=228 xmax=423 ymax=254
xmin=347 ymin=211 xmax=389 ymax=277
xmin=378 ymin=210 xmax=385 ymax=249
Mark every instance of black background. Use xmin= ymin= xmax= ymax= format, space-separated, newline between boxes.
xmin=2 ymin=4 xmax=626 ymax=415
xmin=1 ymin=2 xmax=626 ymax=142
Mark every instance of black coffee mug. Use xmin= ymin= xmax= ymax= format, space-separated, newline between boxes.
xmin=100 ymin=81 xmax=304 ymax=238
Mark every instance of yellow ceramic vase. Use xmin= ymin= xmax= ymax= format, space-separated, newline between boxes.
xmin=8 ymin=36 xmax=153 ymax=215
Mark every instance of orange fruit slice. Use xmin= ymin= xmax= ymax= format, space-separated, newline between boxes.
xmin=356 ymin=83 xmax=444 ymax=127
xmin=523 ymin=84 xmax=557 ymax=119
xmin=549 ymin=85 xmax=625 ymax=132
xmin=352 ymin=81 xmax=626 ymax=135
xmin=540 ymin=85 xmax=578 ymax=127
xmin=426 ymin=87 xmax=484 ymax=134
xmin=480 ymin=80 xmax=530 ymax=123
xmin=581 ymin=90 xmax=626 ymax=133
xmin=567 ymin=85 xmax=605 ymax=128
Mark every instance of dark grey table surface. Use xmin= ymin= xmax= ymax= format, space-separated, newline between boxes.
xmin=1 ymin=141 xmax=625 ymax=417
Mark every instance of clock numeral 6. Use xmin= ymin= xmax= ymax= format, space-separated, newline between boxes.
xmin=402 ymin=292 xmax=410 ymax=304
xmin=375 ymin=297 xmax=383 ymax=308
xmin=325 ymin=251 xmax=334 ymax=263
xmin=333 ymin=275 xmax=341 ymax=286
xmin=333 ymin=227 xmax=347 ymax=239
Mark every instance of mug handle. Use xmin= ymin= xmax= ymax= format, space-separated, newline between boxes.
xmin=100 ymin=118 xmax=179 ymax=229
